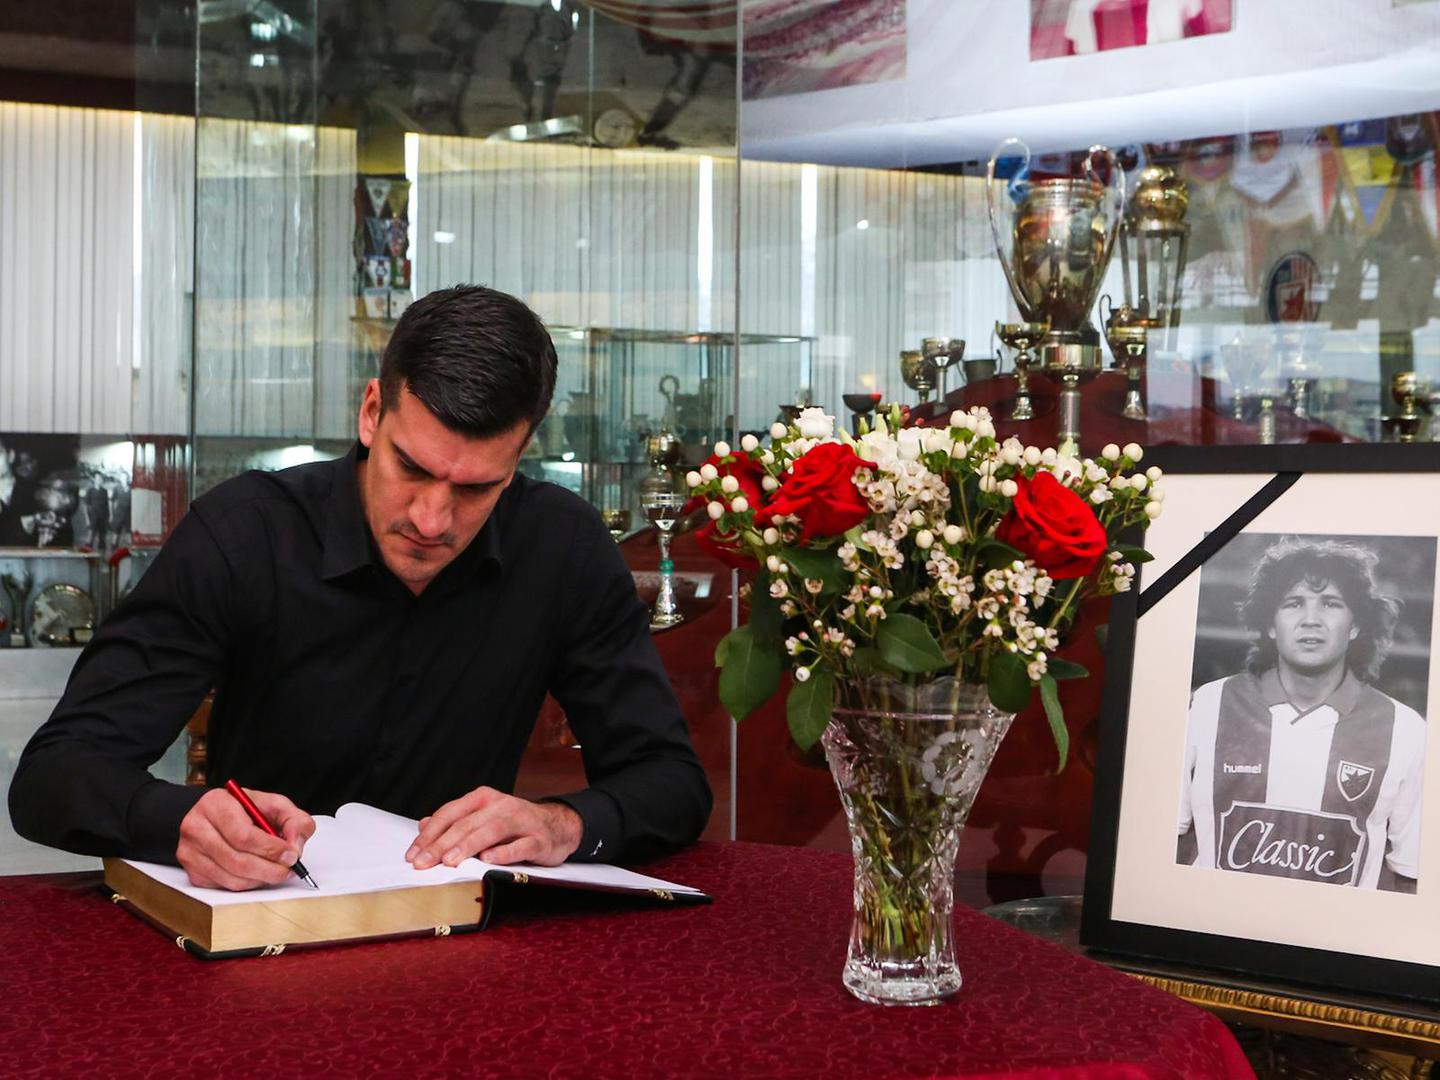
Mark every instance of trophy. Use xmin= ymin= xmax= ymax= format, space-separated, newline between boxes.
xmin=1277 ymin=330 xmax=1316 ymax=421
xmin=995 ymin=320 xmax=1049 ymax=422
xmin=1220 ymin=334 xmax=1265 ymax=422
xmin=1389 ymin=372 xmax=1426 ymax=443
xmin=899 ymin=349 xmax=937 ymax=404
xmin=921 ymin=338 xmax=965 ymax=401
xmin=637 ymin=430 xmax=685 ymax=629
xmin=1 ymin=570 xmax=33 ymax=648
xmin=842 ymin=392 xmax=884 ymax=436
xmin=988 ymin=139 xmax=1125 ymax=445
xmin=1100 ymin=296 xmax=1162 ymax=422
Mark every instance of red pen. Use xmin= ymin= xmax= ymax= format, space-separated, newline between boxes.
xmin=223 ymin=779 xmax=319 ymax=889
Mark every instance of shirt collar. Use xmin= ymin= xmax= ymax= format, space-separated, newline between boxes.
xmin=320 ymin=442 xmax=505 ymax=584
xmin=1259 ymin=667 xmax=1363 ymax=717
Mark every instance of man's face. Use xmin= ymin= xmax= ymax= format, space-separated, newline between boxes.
xmin=1269 ymin=579 xmax=1359 ymax=677
xmin=357 ymin=379 xmax=529 ymax=595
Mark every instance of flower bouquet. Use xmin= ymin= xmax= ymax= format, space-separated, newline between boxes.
xmin=687 ymin=405 xmax=1163 ymax=1005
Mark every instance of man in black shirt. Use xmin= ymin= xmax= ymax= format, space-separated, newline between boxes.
xmin=10 ymin=285 xmax=711 ymax=890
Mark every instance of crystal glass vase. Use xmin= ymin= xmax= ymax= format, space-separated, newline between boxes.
xmin=821 ymin=676 xmax=1016 ymax=1006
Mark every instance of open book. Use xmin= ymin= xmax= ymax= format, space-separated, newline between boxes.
xmin=103 ymin=802 xmax=708 ymax=958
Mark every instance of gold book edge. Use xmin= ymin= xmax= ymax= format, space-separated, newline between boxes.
xmin=103 ymin=859 xmax=486 ymax=954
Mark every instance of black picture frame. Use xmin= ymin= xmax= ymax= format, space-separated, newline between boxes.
xmin=1083 ymin=443 xmax=1440 ymax=1003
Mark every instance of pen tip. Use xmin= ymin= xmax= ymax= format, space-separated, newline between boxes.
xmin=304 ymin=875 xmax=320 ymax=890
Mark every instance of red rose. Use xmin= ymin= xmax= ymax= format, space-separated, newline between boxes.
xmin=755 ymin=442 xmax=874 ymax=542
xmin=684 ymin=452 xmax=767 ymax=568
xmin=995 ymin=471 xmax=1107 ymax=580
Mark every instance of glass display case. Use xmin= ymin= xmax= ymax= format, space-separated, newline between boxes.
xmin=526 ymin=328 xmax=813 ymax=531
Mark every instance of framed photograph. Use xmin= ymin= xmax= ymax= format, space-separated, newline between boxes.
xmin=1030 ymin=0 xmax=1234 ymax=61
xmin=1083 ymin=444 xmax=1440 ymax=1001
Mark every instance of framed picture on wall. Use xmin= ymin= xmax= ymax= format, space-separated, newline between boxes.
xmin=1083 ymin=444 xmax=1440 ymax=1002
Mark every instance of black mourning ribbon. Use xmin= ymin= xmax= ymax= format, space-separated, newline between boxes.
xmin=1136 ymin=472 xmax=1301 ymax=619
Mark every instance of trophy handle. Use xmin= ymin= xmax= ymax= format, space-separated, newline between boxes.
xmin=1099 ymin=293 xmax=1114 ymax=329
xmin=986 ymin=137 xmax=1032 ymax=321
xmin=1083 ymin=144 xmax=1126 ymax=263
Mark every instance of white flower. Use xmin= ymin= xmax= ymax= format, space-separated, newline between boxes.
xmin=915 ymin=529 xmax=935 ymax=550
xmin=949 ymin=410 xmax=972 ymax=430
xmin=1130 ymin=474 xmax=1148 ymax=493
xmin=976 ymin=420 xmax=997 ymax=440
xmin=762 ymin=475 xmax=779 ymax=492
xmin=741 ymin=433 xmax=760 ymax=452
xmin=1101 ymin=443 xmax=1121 ymax=461
xmin=785 ymin=636 xmax=802 ymax=656
xmin=766 ymin=555 xmax=782 ymax=573
xmin=685 ymin=470 xmax=702 ymax=488
xmin=1123 ymin=442 xmax=1143 ymax=461
xmin=762 ymin=527 xmax=781 ymax=545
xmin=1050 ymin=455 xmax=1084 ymax=486
xmin=1000 ymin=442 xmax=1022 ymax=466
xmin=707 ymin=501 xmax=724 ymax=520
xmin=761 ymin=450 xmax=775 ymax=465
xmin=1089 ymin=488 xmax=1110 ymax=504
xmin=1023 ymin=446 xmax=1042 ymax=466
xmin=1151 ymin=486 xmax=1165 ymax=502
xmin=770 ymin=579 xmax=789 ymax=599
xmin=700 ymin=463 xmax=719 ymax=482
xmin=720 ymin=475 xmax=740 ymax=494
xmin=794 ymin=665 xmax=811 ymax=683
xmin=804 ymin=578 xmax=824 ymax=595
xmin=999 ymin=479 xmax=1019 ymax=498
xmin=896 ymin=428 xmax=924 ymax=461
xmin=1041 ymin=447 xmax=1058 ymax=465
xmin=1145 ymin=501 xmax=1162 ymax=519
xmin=796 ymin=407 xmax=835 ymax=440
xmin=865 ymin=603 xmax=887 ymax=620
xmin=943 ymin=524 xmax=964 ymax=546
xmin=1146 ymin=465 xmax=1163 ymax=482
xmin=713 ymin=440 xmax=731 ymax=458
xmin=731 ymin=496 xmax=749 ymax=513
xmin=780 ymin=600 xmax=797 ymax=616
xmin=770 ymin=422 xmax=787 ymax=439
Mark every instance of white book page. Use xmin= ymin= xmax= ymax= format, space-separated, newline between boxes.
xmin=122 ymin=801 xmax=702 ymax=906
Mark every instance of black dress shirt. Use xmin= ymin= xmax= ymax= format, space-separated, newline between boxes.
xmin=9 ymin=444 xmax=711 ymax=865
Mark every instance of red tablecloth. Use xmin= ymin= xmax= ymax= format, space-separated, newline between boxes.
xmin=0 ymin=843 xmax=1253 ymax=1079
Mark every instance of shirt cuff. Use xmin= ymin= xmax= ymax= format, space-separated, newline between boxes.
xmin=546 ymin=788 xmax=622 ymax=863
xmin=125 ymin=779 xmax=207 ymax=865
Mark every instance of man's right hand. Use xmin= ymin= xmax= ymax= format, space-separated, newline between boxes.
xmin=176 ymin=787 xmax=315 ymax=891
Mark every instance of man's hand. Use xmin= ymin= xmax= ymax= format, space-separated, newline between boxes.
xmin=176 ymin=787 xmax=315 ymax=891
xmin=406 ymin=787 xmax=581 ymax=869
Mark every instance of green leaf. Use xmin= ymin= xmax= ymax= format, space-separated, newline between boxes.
xmin=1039 ymin=673 xmax=1070 ymax=771
xmin=845 ymin=524 xmax=873 ymax=552
xmin=986 ymin=650 xmax=1033 ymax=713
xmin=978 ymin=537 xmax=1026 ymax=570
xmin=717 ymin=626 xmax=782 ymax=721
xmin=787 ymin=664 xmax=834 ymax=750
xmin=714 ymin=633 xmax=731 ymax=668
xmin=1047 ymin=658 xmax=1089 ymax=681
xmin=781 ymin=545 xmax=845 ymax=595
xmin=748 ymin=571 xmax=783 ymax=646
xmin=1116 ymin=545 xmax=1155 ymax=564
xmin=848 ymin=646 xmax=896 ymax=680
xmin=876 ymin=613 xmax=950 ymax=674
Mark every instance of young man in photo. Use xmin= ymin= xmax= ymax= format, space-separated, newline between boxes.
xmin=1177 ymin=537 xmax=1426 ymax=893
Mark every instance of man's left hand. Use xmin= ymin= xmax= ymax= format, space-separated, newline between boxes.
xmin=405 ymin=786 xmax=582 ymax=868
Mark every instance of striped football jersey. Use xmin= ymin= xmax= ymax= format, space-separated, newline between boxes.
xmin=1178 ymin=669 xmax=1425 ymax=889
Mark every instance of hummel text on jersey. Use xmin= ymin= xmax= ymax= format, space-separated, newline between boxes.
xmin=1222 ymin=762 xmax=1263 ymax=774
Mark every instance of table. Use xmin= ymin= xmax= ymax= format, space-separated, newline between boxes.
xmin=0 ymin=842 xmax=1254 ymax=1079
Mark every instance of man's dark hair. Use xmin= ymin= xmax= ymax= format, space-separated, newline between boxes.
xmin=1239 ymin=537 xmax=1400 ymax=681
xmin=379 ymin=284 xmax=557 ymax=438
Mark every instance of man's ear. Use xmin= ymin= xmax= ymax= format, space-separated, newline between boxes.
xmin=358 ymin=379 xmax=382 ymax=448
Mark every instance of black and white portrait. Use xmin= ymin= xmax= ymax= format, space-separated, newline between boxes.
xmin=1176 ymin=532 xmax=1432 ymax=893
xmin=0 ymin=434 xmax=81 ymax=548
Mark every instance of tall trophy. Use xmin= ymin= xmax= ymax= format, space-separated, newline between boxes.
xmin=638 ymin=430 xmax=686 ymax=629
xmin=1100 ymin=296 xmax=1161 ymax=421
xmin=988 ymin=138 xmax=1125 ymax=448
xmin=995 ymin=320 xmax=1049 ymax=422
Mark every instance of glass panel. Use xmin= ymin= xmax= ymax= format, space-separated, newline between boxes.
xmin=735 ymin=1 xmax=1440 ymax=902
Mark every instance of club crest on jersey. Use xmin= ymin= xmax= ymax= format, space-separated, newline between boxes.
xmin=1336 ymin=760 xmax=1375 ymax=802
